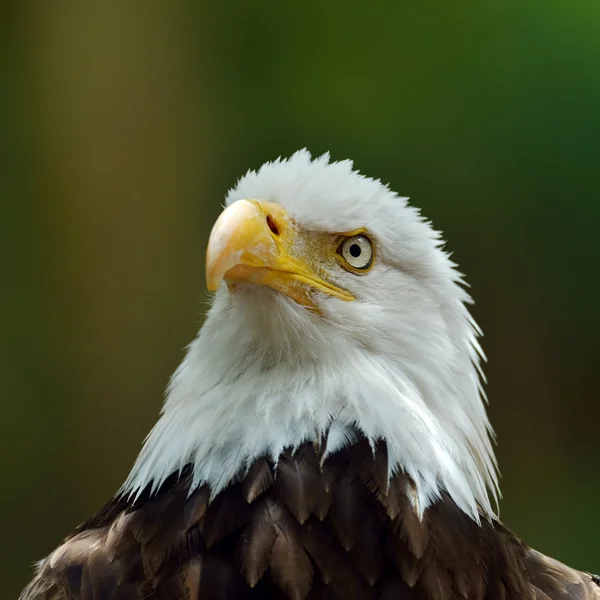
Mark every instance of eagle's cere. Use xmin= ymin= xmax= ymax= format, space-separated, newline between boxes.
xmin=21 ymin=150 xmax=598 ymax=600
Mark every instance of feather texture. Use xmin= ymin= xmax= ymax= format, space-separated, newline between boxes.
xmin=20 ymin=435 xmax=599 ymax=599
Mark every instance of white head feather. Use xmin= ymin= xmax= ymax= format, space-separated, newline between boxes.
xmin=123 ymin=150 xmax=499 ymax=521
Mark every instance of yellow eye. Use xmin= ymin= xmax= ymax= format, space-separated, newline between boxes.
xmin=339 ymin=235 xmax=374 ymax=271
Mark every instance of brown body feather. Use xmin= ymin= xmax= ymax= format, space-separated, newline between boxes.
xmin=21 ymin=436 xmax=598 ymax=600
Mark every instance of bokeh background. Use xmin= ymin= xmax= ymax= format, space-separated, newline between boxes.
xmin=2 ymin=1 xmax=599 ymax=595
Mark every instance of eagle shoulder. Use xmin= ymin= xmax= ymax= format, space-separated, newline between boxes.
xmin=525 ymin=549 xmax=600 ymax=600
xmin=19 ymin=468 xmax=211 ymax=600
xmin=20 ymin=439 xmax=600 ymax=600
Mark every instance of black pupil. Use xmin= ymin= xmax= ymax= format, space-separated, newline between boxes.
xmin=349 ymin=243 xmax=362 ymax=258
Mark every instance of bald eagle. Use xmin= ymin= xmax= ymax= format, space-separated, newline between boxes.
xmin=21 ymin=151 xmax=598 ymax=599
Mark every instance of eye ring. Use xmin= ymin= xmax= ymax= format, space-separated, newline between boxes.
xmin=337 ymin=234 xmax=374 ymax=273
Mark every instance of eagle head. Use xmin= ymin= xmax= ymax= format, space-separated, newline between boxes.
xmin=124 ymin=150 xmax=498 ymax=521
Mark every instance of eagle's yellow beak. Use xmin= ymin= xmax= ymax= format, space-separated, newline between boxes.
xmin=206 ymin=200 xmax=354 ymax=308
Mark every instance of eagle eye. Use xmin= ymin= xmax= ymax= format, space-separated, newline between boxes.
xmin=338 ymin=235 xmax=374 ymax=272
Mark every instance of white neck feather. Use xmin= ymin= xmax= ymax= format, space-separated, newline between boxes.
xmin=123 ymin=283 xmax=499 ymax=522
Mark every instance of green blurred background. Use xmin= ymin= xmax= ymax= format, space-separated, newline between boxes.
xmin=2 ymin=1 xmax=599 ymax=595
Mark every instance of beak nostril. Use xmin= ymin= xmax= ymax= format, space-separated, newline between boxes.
xmin=266 ymin=214 xmax=280 ymax=236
